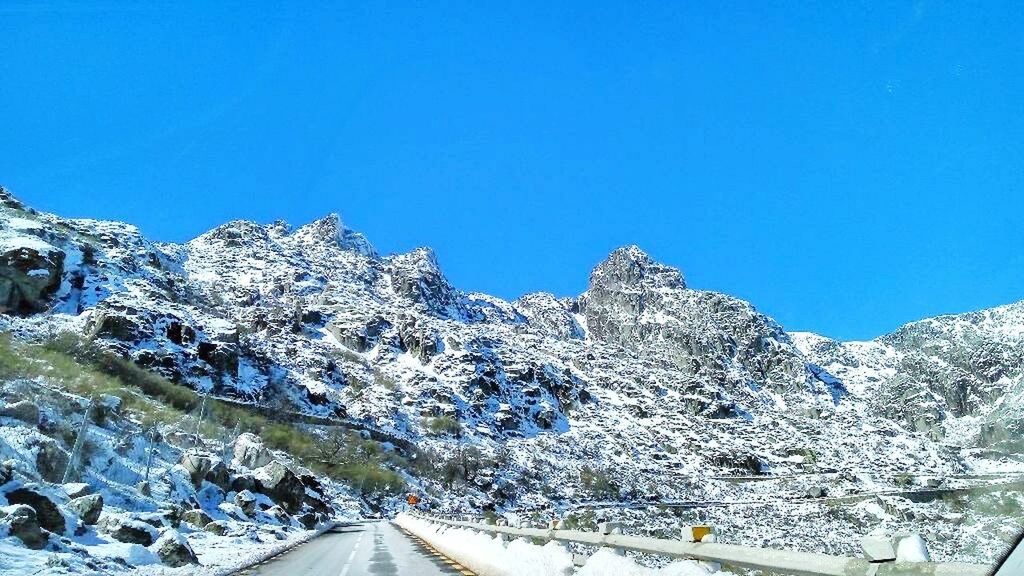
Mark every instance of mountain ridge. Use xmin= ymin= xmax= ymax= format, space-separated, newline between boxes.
xmin=2 ymin=186 xmax=1023 ymax=562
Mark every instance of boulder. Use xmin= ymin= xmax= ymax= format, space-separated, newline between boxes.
xmin=232 ymin=433 xmax=273 ymax=469
xmin=154 ymin=529 xmax=199 ymax=567
xmin=806 ymin=486 xmax=827 ymax=499
xmin=204 ymin=520 xmax=229 ymax=535
xmin=67 ymin=494 xmax=103 ymax=525
xmin=98 ymin=515 xmax=158 ymax=546
xmin=5 ymin=485 xmax=65 ymax=534
xmin=265 ymin=505 xmax=291 ymax=524
xmin=204 ymin=459 xmax=230 ymax=490
xmin=298 ymin=512 xmax=320 ymax=530
xmin=0 ymin=504 xmax=47 ymax=549
xmin=233 ymin=490 xmax=259 ymax=516
xmin=62 ymin=483 xmax=93 ymax=499
xmin=179 ymin=452 xmax=215 ymax=488
xmin=0 ymin=240 xmax=65 ymax=316
xmin=254 ymin=461 xmax=306 ymax=514
xmin=181 ymin=509 xmax=212 ymax=528
xmin=0 ymin=400 xmax=39 ymax=424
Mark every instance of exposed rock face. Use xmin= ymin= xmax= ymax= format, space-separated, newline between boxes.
xmin=514 ymin=292 xmax=584 ymax=340
xmin=0 ymin=504 xmax=47 ymax=549
xmin=67 ymin=493 xmax=103 ymax=525
xmin=154 ymin=529 xmax=200 ymax=567
xmin=5 ymin=486 xmax=65 ymax=534
xmin=0 ymin=237 xmax=64 ymax=315
xmin=793 ymin=301 xmax=1024 ymax=448
xmin=388 ymin=248 xmax=466 ymax=319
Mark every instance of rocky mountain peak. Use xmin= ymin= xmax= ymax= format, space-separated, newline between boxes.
xmin=387 ymin=247 xmax=466 ymax=319
xmin=290 ymin=213 xmax=378 ymax=258
xmin=0 ymin=186 xmax=24 ymax=210
xmin=589 ymin=245 xmax=686 ymax=294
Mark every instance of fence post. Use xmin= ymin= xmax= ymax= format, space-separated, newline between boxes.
xmin=62 ymin=395 xmax=96 ymax=484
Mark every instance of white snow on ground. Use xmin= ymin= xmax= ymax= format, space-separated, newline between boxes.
xmin=394 ymin=514 xmax=723 ymax=576
xmin=576 ymin=548 xmax=716 ymax=576
xmin=395 ymin=513 xmax=575 ymax=576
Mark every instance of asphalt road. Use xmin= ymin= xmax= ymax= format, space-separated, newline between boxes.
xmin=239 ymin=521 xmax=466 ymax=576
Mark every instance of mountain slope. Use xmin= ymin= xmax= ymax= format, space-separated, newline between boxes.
xmin=2 ymin=186 xmax=1023 ymax=563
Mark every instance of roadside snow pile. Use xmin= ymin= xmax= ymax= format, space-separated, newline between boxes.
xmin=576 ymin=548 xmax=717 ymax=576
xmin=394 ymin=513 xmax=574 ymax=576
xmin=394 ymin=514 xmax=722 ymax=576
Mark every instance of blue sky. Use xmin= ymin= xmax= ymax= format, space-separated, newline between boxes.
xmin=2 ymin=2 xmax=1022 ymax=340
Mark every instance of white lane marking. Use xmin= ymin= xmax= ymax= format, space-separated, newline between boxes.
xmin=339 ymin=532 xmax=364 ymax=576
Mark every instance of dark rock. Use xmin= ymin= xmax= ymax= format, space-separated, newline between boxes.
xmin=204 ymin=520 xmax=229 ymax=535
xmin=254 ymin=461 xmax=306 ymax=514
xmin=265 ymin=505 xmax=291 ymax=524
xmin=0 ymin=460 xmax=14 ymax=486
xmin=204 ymin=459 xmax=230 ymax=490
xmin=5 ymin=486 xmax=65 ymax=534
xmin=33 ymin=437 xmax=70 ymax=483
xmin=154 ymin=529 xmax=199 ymax=567
xmin=298 ymin=512 xmax=320 ymax=530
xmin=0 ymin=400 xmax=39 ymax=424
xmin=67 ymin=494 xmax=103 ymax=525
xmin=0 ymin=504 xmax=47 ymax=549
xmin=233 ymin=490 xmax=259 ymax=517
xmin=0 ymin=241 xmax=64 ymax=316
xmin=98 ymin=515 xmax=157 ymax=545
xmin=88 ymin=308 xmax=152 ymax=341
xmin=230 ymin=474 xmax=257 ymax=493
xmin=181 ymin=508 xmax=212 ymax=528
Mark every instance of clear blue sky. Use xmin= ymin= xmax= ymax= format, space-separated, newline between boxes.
xmin=2 ymin=2 xmax=1022 ymax=340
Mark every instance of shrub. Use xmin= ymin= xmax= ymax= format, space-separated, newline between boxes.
xmin=424 ymin=415 xmax=461 ymax=436
xmin=580 ymin=466 xmax=620 ymax=499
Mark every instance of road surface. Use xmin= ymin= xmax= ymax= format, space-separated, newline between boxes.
xmin=238 ymin=521 xmax=467 ymax=576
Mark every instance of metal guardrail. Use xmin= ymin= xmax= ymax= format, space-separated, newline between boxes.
xmin=408 ymin=512 xmax=992 ymax=576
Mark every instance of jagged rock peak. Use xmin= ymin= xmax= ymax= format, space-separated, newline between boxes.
xmin=0 ymin=186 xmax=26 ymax=210
xmin=589 ymin=245 xmax=685 ymax=292
xmin=291 ymin=213 xmax=377 ymax=258
xmin=388 ymin=247 xmax=466 ymax=319
xmin=195 ymin=219 xmax=273 ymax=247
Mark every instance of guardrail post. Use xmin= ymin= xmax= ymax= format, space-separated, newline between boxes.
xmin=599 ymin=522 xmax=625 ymax=556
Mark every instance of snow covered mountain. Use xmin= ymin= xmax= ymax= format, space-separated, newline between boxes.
xmin=1 ymin=186 xmax=1022 ymax=563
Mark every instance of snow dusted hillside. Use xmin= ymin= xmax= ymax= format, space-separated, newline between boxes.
xmin=1 ymin=185 xmax=1023 ymax=567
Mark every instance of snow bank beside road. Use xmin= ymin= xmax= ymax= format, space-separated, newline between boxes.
xmin=394 ymin=514 xmax=721 ymax=576
xmin=576 ymin=548 xmax=718 ymax=576
xmin=394 ymin=513 xmax=574 ymax=576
